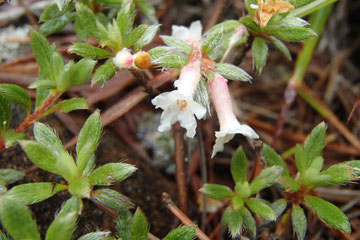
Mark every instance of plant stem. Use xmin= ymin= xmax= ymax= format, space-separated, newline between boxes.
xmin=162 ymin=192 xmax=210 ymax=240
xmin=16 ymin=90 xmax=62 ymax=133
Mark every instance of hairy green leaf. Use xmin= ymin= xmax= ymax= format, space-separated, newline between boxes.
xmin=0 ymin=96 xmax=11 ymax=134
xmin=263 ymin=144 xmax=290 ymax=176
xmin=4 ymin=130 xmax=25 ymax=148
xmin=163 ymin=226 xmax=196 ymax=240
xmin=264 ymin=26 xmax=317 ymax=42
xmin=203 ymin=31 xmax=222 ymax=54
xmin=269 ymin=36 xmax=292 ymax=60
xmin=216 ymin=63 xmax=252 ymax=82
xmin=252 ymin=37 xmax=268 ymax=73
xmin=88 ymin=163 xmax=136 ymax=185
xmin=134 ymin=24 xmax=160 ymax=52
xmin=161 ymin=36 xmax=193 ymax=55
xmin=272 ymin=198 xmax=288 ymax=217
xmin=40 ymin=12 xmax=76 ymax=35
xmin=116 ymin=209 xmax=132 ymax=240
xmin=92 ymin=61 xmax=116 ymax=85
xmin=246 ymin=198 xmax=276 ymax=220
xmin=320 ymin=160 xmax=360 ymax=186
xmin=131 ymin=208 xmax=149 ymax=240
xmin=304 ymin=122 xmax=326 ymax=167
xmin=200 ymin=184 xmax=233 ymax=200
xmin=295 ymin=144 xmax=306 ymax=173
xmin=47 ymin=98 xmax=88 ymax=115
xmin=68 ymin=177 xmax=91 ymax=198
xmin=228 ymin=210 xmax=243 ymax=238
xmin=250 ymin=166 xmax=283 ymax=194
xmin=291 ymin=204 xmax=307 ymax=240
xmin=0 ymin=197 xmax=40 ymax=240
xmin=78 ymin=232 xmax=111 ymax=240
xmin=305 ymin=195 xmax=351 ymax=234
xmin=0 ymin=84 xmax=31 ymax=112
xmin=33 ymin=122 xmax=65 ymax=158
xmin=75 ymin=3 xmax=105 ymax=41
xmin=231 ymin=147 xmax=248 ymax=183
xmin=124 ymin=24 xmax=148 ymax=48
xmin=69 ymin=43 xmax=114 ymax=59
xmin=40 ymin=3 xmax=74 ymax=22
xmin=153 ymin=55 xmax=188 ymax=68
xmin=6 ymin=183 xmax=66 ymax=205
xmin=0 ymin=169 xmax=25 ymax=185
xmin=241 ymin=207 xmax=256 ymax=238
xmin=92 ymin=188 xmax=134 ymax=210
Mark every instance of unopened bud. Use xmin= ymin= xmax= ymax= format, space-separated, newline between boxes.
xmin=133 ymin=51 xmax=151 ymax=69
xmin=113 ymin=48 xmax=134 ymax=69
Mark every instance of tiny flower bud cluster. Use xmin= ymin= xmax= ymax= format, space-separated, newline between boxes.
xmin=113 ymin=49 xmax=151 ymax=69
xmin=151 ymin=21 xmax=259 ymax=157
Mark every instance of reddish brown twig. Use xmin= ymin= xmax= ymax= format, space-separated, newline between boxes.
xmin=162 ymin=192 xmax=210 ymax=240
xmin=172 ymin=123 xmax=188 ymax=214
xmin=16 ymin=91 xmax=62 ymax=133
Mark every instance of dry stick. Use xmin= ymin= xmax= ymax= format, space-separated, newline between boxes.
xmin=162 ymin=192 xmax=210 ymax=240
xmin=172 ymin=123 xmax=188 ymax=214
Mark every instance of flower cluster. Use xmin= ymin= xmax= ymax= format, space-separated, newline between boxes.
xmin=151 ymin=21 xmax=259 ymax=157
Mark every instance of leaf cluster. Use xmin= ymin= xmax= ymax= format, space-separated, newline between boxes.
xmin=201 ymin=147 xmax=283 ymax=238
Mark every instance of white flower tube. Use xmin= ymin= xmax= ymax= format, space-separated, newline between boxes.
xmin=152 ymin=61 xmax=206 ymax=138
xmin=210 ymin=73 xmax=259 ymax=157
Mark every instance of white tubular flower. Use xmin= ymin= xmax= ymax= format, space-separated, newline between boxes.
xmin=113 ymin=48 xmax=134 ymax=69
xmin=210 ymin=73 xmax=259 ymax=157
xmin=172 ymin=20 xmax=202 ymax=42
xmin=152 ymin=61 xmax=206 ymax=138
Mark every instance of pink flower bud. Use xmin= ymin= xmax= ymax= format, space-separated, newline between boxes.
xmin=113 ymin=49 xmax=134 ymax=69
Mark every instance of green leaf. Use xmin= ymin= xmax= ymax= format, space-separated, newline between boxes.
xmin=116 ymin=209 xmax=132 ymax=240
xmin=72 ymin=58 xmax=97 ymax=85
xmin=153 ymin=55 xmax=188 ymax=69
xmin=69 ymin=43 xmax=114 ymax=59
xmin=291 ymin=204 xmax=307 ymax=240
xmin=241 ymin=207 xmax=256 ymax=238
xmin=241 ymin=16 xmax=260 ymax=32
xmin=0 ymin=169 xmax=25 ymax=185
xmin=55 ymin=0 xmax=72 ymax=11
xmin=130 ymin=208 xmax=149 ymax=240
xmin=92 ymin=188 xmax=134 ymax=210
xmin=74 ymin=15 xmax=90 ymax=42
xmin=134 ymin=0 xmax=158 ymax=24
xmin=40 ymin=3 xmax=74 ymax=22
xmin=200 ymin=184 xmax=233 ymax=200
xmin=33 ymin=122 xmax=65 ymax=158
xmin=92 ymin=61 xmax=116 ymax=85
xmin=161 ymin=36 xmax=193 ymax=55
xmin=148 ymin=46 xmax=173 ymax=60
xmin=0 ymin=96 xmax=11 ymax=134
xmin=88 ymin=163 xmax=136 ymax=185
xmin=309 ymin=156 xmax=324 ymax=173
xmin=320 ymin=160 xmax=360 ymax=186
xmin=124 ymin=24 xmax=148 ymax=48
xmin=29 ymin=80 xmax=57 ymax=90
xmin=272 ymin=198 xmax=288 ymax=217
xmin=19 ymin=140 xmax=59 ymax=174
xmin=221 ymin=207 xmax=232 ymax=227
xmin=234 ymin=182 xmax=251 ymax=198
xmin=134 ymin=24 xmax=160 ymax=52
xmin=30 ymin=31 xmax=63 ymax=81
xmin=305 ymin=195 xmax=351 ymax=234
xmin=264 ymin=26 xmax=317 ymax=42
xmin=35 ymin=86 xmax=50 ymax=109
xmin=46 ymin=198 xmax=82 ymax=240
xmin=230 ymin=147 xmax=248 ymax=183
xmin=246 ymin=198 xmax=276 ymax=221
xmin=47 ymin=98 xmax=88 ymax=115
xmin=163 ymin=226 xmax=196 ymax=240
xmin=228 ymin=210 xmax=243 ymax=238
xmin=263 ymin=144 xmax=290 ymax=176
xmin=78 ymin=232 xmax=111 ymax=240
xmin=304 ymin=122 xmax=326 ymax=167
xmin=244 ymin=0 xmax=257 ymax=15
xmin=295 ymin=144 xmax=306 ymax=173
xmin=117 ymin=0 xmax=135 ymax=41
xmin=0 ymin=84 xmax=31 ymax=112
xmin=203 ymin=30 xmax=222 ymax=54
xmin=252 ymin=37 xmax=268 ymax=73
xmin=289 ymin=0 xmax=314 ymax=8
xmin=75 ymin=3 xmax=105 ymax=41
xmin=269 ymin=36 xmax=292 ymax=60
xmin=4 ymin=130 xmax=25 ymax=148
xmin=76 ymin=111 xmax=102 ymax=174
xmin=40 ymin=11 xmax=76 ymax=35
xmin=6 ymin=182 xmax=66 ymax=205
xmin=216 ymin=63 xmax=252 ymax=82
xmin=56 ymin=151 xmax=79 ymax=183
xmin=0 ymin=197 xmax=40 ymax=240
xmin=250 ymin=166 xmax=283 ymax=194
xmin=69 ymin=177 xmax=91 ymax=198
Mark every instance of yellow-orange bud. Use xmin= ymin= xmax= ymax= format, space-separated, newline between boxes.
xmin=134 ymin=52 xmax=151 ymax=69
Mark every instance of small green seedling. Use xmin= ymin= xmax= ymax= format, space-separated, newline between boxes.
xmin=200 ymin=147 xmax=283 ymax=238
xmin=264 ymin=122 xmax=360 ymax=239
